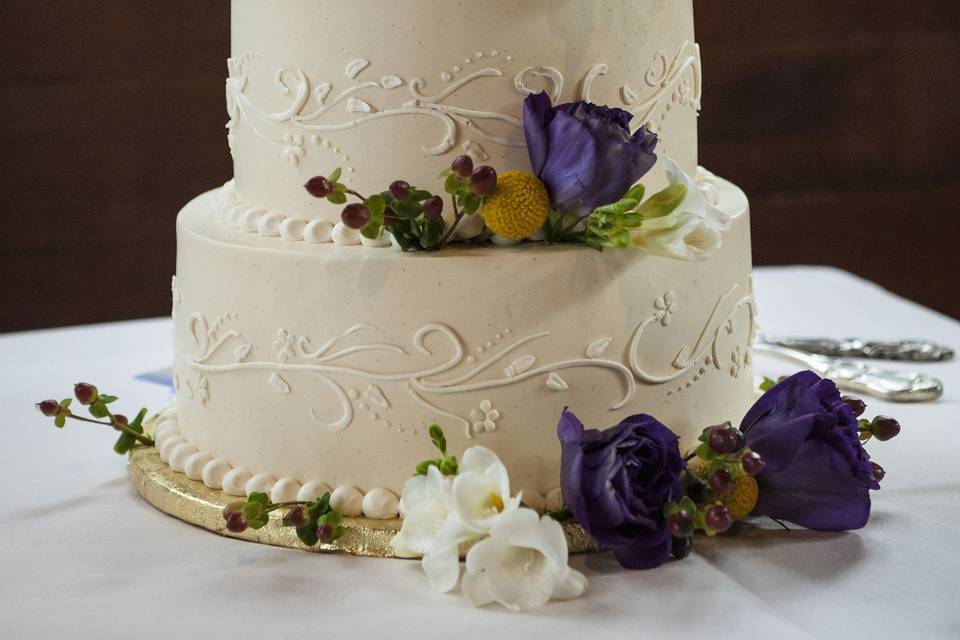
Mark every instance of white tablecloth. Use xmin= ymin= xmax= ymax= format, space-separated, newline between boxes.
xmin=2 ymin=266 xmax=958 ymax=639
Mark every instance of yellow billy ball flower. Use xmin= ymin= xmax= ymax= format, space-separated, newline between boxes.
xmin=480 ymin=170 xmax=551 ymax=240
xmin=711 ymin=473 xmax=759 ymax=521
xmin=688 ymin=458 xmax=758 ymax=521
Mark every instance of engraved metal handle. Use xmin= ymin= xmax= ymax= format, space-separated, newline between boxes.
xmin=758 ymin=334 xmax=954 ymax=362
xmin=753 ymin=342 xmax=944 ymax=402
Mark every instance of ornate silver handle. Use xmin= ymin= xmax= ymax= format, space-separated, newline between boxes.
xmin=753 ymin=342 xmax=944 ymax=402
xmin=758 ymin=334 xmax=953 ymax=362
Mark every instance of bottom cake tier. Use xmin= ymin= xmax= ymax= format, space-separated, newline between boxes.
xmin=168 ymin=170 xmax=755 ymax=518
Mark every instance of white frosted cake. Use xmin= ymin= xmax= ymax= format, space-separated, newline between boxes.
xmin=161 ymin=0 xmax=755 ymax=520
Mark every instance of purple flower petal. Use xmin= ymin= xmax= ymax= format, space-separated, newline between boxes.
xmin=522 ymin=91 xmax=554 ymax=175
xmin=753 ymin=440 xmax=872 ymax=531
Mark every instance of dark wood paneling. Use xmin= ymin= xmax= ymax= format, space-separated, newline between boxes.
xmin=1 ymin=1 xmax=958 ymax=332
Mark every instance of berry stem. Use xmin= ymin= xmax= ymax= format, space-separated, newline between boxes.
xmin=65 ymin=414 xmax=155 ymax=447
xmin=344 ymin=188 xmax=367 ymax=202
xmin=437 ymin=196 xmax=464 ymax=249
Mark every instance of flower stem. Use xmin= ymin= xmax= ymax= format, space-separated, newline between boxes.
xmin=345 ymin=188 xmax=367 ymax=202
xmin=438 ymin=196 xmax=464 ymax=248
xmin=66 ymin=414 xmax=155 ymax=447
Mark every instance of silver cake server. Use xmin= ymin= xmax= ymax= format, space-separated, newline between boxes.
xmin=753 ymin=341 xmax=944 ymax=402
xmin=758 ymin=334 xmax=954 ymax=362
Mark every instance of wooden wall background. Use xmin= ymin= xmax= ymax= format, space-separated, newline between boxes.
xmin=1 ymin=1 xmax=958 ymax=333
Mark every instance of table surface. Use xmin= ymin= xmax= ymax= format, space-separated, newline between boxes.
xmin=2 ymin=266 xmax=958 ymax=639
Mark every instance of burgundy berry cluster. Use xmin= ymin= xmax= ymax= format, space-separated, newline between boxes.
xmin=222 ymin=491 xmax=345 ymax=547
xmin=303 ymin=156 xmax=497 ymax=252
xmin=36 ymin=383 xmax=154 ymax=454
xmin=663 ymin=422 xmax=767 ymax=560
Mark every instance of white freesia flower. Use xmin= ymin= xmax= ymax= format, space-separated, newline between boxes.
xmin=392 ymin=446 xmax=523 ymax=594
xmin=461 ymin=508 xmax=588 ymax=612
xmin=390 ymin=465 xmax=451 ymax=558
xmin=631 ymin=155 xmax=731 ymax=260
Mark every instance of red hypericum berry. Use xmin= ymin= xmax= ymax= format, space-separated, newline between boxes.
xmin=225 ymin=511 xmax=248 ymax=533
xmin=741 ymin=451 xmax=765 ymax=476
xmin=842 ymin=396 xmax=867 ymax=417
xmin=113 ymin=414 xmax=128 ymax=429
xmin=870 ymin=416 xmax=901 ymax=441
xmin=705 ymin=504 xmax=733 ymax=533
xmin=666 ymin=511 xmax=695 ymax=538
xmin=304 ymin=176 xmax=333 ymax=198
xmin=469 ymin=166 xmax=497 ymax=196
xmin=870 ymin=461 xmax=886 ymax=482
xmin=316 ymin=523 xmax=335 ymax=543
xmin=37 ymin=400 xmax=60 ymax=417
xmin=223 ymin=500 xmax=245 ymax=517
xmin=389 ymin=180 xmax=411 ymax=201
xmin=708 ymin=468 xmax=733 ymax=492
xmin=283 ymin=505 xmax=308 ymax=528
xmin=341 ymin=203 xmax=370 ymax=229
xmin=74 ymin=383 xmax=98 ymax=405
xmin=422 ymin=195 xmax=444 ymax=219
xmin=451 ymin=155 xmax=474 ymax=178
xmin=707 ymin=423 xmax=743 ymax=455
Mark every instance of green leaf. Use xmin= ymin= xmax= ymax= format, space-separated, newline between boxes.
xmin=113 ymin=432 xmax=136 ymax=455
xmin=54 ymin=415 xmax=66 ymax=428
xmin=247 ymin=492 xmax=270 ymax=507
xmin=428 ymin=423 xmax=447 ymax=454
xmin=636 ymin=183 xmax=687 ymax=219
xmin=394 ymin=198 xmax=422 ymax=219
xmin=457 ymin=191 xmax=481 ymax=216
xmin=625 ymin=184 xmax=646 ymax=202
xmin=414 ymin=460 xmax=434 ymax=476
xmin=99 ymin=394 xmax=119 ymax=405
xmin=361 ymin=222 xmax=382 ymax=240
xmin=327 ymin=167 xmax=342 ymax=183
xmin=332 ymin=525 xmax=347 ymax=541
xmin=678 ymin=495 xmax=698 ymax=514
xmin=584 ymin=235 xmax=605 ymax=251
xmin=129 ymin=408 xmax=148 ymax=431
xmin=418 ymin=217 xmax=444 ymax=250
xmin=410 ymin=189 xmax=433 ymax=201
xmin=444 ymin=173 xmax=464 ymax=194
xmin=695 ymin=442 xmax=712 ymax=461
xmin=759 ymin=376 xmax=778 ymax=392
xmin=297 ymin=523 xmax=319 ymax=546
xmin=663 ymin=501 xmax=680 ymax=518
xmin=326 ymin=191 xmax=347 ymax=205
xmin=365 ymin=194 xmax=386 ymax=218
xmin=89 ymin=402 xmax=108 ymax=419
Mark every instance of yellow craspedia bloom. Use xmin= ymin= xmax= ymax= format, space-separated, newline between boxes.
xmin=481 ymin=170 xmax=551 ymax=240
xmin=689 ymin=458 xmax=758 ymax=521
xmin=712 ymin=473 xmax=759 ymax=521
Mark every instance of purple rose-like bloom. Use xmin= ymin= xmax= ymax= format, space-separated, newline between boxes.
xmin=523 ymin=92 xmax=658 ymax=217
xmin=741 ymin=370 xmax=880 ymax=531
xmin=558 ymin=409 xmax=683 ymax=569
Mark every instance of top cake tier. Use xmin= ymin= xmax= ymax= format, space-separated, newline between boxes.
xmin=228 ymin=0 xmax=699 ymax=224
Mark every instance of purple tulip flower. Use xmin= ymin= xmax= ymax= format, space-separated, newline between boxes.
xmin=558 ymin=409 xmax=683 ymax=569
xmin=522 ymin=91 xmax=658 ymax=217
xmin=741 ymin=371 xmax=880 ymax=531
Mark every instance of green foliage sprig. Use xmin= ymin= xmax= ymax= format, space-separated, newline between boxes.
xmin=414 ymin=423 xmax=459 ymax=476
xmin=36 ymin=383 xmax=154 ymax=454
xmin=583 ymin=183 xmax=688 ymax=250
xmin=223 ymin=491 xmax=346 ymax=546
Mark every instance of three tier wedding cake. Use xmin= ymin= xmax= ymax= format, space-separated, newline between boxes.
xmin=161 ymin=0 xmax=755 ymax=522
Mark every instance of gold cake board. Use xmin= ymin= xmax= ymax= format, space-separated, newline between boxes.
xmin=128 ymin=441 xmax=597 ymax=558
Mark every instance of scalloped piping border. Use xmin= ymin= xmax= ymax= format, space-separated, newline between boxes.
xmin=214 ymin=180 xmax=392 ymax=247
xmin=152 ymin=408 xmax=562 ymax=518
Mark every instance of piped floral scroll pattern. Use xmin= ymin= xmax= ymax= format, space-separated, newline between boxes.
xmin=180 ymin=318 xmax=636 ymax=439
xmin=628 ymin=284 xmax=755 ymax=394
xmin=178 ymin=283 xmax=753 ymax=438
xmin=224 ymin=41 xmax=700 ymax=169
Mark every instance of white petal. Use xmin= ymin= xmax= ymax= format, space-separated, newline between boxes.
xmin=461 ymin=571 xmax=495 ymax=607
xmin=422 ymin=541 xmax=462 ymax=593
xmin=552 ymin=568 xmax=588 ymax=601
xmin=398 ymin=474 xmax=428 ymax=515
xmin=398 ymin=499 xmax=449 ymax=554
xmin=459 ymin=445 xmax=502 ymax=474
